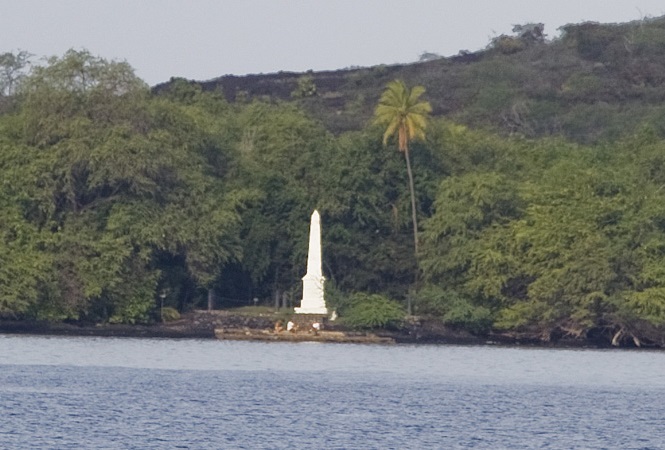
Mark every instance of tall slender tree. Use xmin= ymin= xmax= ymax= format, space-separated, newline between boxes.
xmin=374 ymin=79 xmax=431 ymax=256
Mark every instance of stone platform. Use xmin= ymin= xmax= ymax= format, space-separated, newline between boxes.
xmin=214 ymin=327 xmax=394 ymax=344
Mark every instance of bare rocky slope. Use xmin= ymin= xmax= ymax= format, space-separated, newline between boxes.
xmin=154 ymin=17 xmax=665 ymax=142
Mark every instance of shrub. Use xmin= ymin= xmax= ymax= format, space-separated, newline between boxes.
xmin=291 ymin=75 xmax=317 ymax=98
xmin=561 ymin=73 xmax=604 ymax=99
xmin=490 ymin=35 xmax=526 ymax=55
xmin=160 ymin=307 xmax=181 ymax=322
xmin=416 ymin=286 xmax=493 ymax=334
xmin=443 ymin=299 xmax=493 ymax=334
xmin=561 ymin=22 xmax=619 ymax=61
xmin=342 ymin=293 xmax=405 ymax=330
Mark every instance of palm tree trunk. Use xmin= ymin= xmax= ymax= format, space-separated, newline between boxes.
xmin=404 ymin=146 xmax=418 ymax=315
xmin=404 ymin=146 xmax=419 ymax=256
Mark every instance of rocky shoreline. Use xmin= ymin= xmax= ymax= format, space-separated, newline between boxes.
xmin=0 ymin=310 xmax=627 ymax=349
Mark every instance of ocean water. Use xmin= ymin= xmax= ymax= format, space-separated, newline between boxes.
xmin=1 ymin=335 xmax=664 ymax=449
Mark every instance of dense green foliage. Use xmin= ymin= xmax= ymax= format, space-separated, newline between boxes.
xmin=0 ymin=51 xmax=249 ymax=322
xmin=5 ymin=17 xmax=665 ymax=346
xmin=338 ymin=293 xmax=405 ymax=330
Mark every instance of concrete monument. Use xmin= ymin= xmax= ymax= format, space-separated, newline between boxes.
xmin=295 ymin=210 xmax=328 ymax=315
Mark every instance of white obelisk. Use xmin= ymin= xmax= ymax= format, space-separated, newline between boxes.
xmin=295 ymin=210 xmax=328 ymax=315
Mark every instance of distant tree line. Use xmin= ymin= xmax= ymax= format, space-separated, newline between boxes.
xmin=3 ymin=43 xmax=665 ymax=346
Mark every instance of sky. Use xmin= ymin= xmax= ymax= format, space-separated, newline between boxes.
xmin=2 ymin=0 xmax=665 ymax=86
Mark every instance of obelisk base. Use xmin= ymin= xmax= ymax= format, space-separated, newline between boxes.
xmin=290 ymin=313 xmax=327 ymax=331
xmin=294 ymin=307 xmax=329 ymax=315
xmin=295 ymin=275 xmax=327 ymax=315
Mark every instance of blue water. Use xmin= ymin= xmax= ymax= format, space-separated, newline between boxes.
xmin=1 ymin=336 xmax=664 ymax=449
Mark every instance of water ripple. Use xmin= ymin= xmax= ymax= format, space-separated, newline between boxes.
xmin=1 ymin=336 xmax=664 ymax=448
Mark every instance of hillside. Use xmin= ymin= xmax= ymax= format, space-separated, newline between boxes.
xmin=155 ymin=16 xmax=665 ymax=143
xmin=7 ymin=17 xmax=665 ymax=347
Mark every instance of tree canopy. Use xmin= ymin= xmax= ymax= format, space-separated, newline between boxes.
xmin=4 ymin=38 xmax=665 ymax=346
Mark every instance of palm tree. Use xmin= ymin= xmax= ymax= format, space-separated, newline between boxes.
xmin=374 ymin=79 xmax=432 ymax=256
